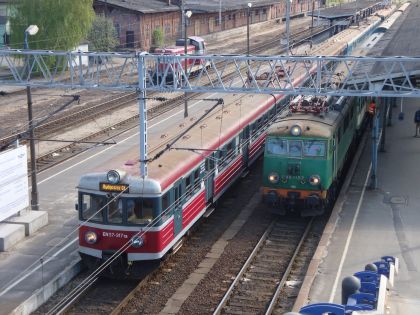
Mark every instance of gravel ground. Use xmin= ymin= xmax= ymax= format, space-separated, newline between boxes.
xmin=117 ymin=161 xmax=265 ymax=314
xmin=178 ymin=199 xmax=275 ymax=314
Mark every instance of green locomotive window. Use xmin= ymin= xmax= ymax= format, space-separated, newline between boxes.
xmin=266 ymin=138 xmax=288 ymax=155
xmin=289 ymin=140 xmax=302 ymax=157
xmin=303 ymin=140 xmax=326 ymax=157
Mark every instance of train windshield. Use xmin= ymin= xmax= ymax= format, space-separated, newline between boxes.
xmin=126 ymin=198 xmax=154 ymax=225
xmin=266 ymin=138 xmax=288 ymax=155
xmin=303 ymin=140 xmax=326 ymax=157
xmin=80 ymin=194 xmax=106 ymax=223
xmin=266 ymin=138 xmax=326 ymax=158
xmin=79 ymin=193 xmax=156 ymax=225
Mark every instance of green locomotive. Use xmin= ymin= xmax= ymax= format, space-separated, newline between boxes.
xmin=262 ymin=95 xmax=366 ymax=216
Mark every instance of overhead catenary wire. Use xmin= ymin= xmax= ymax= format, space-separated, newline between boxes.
xmin=0 ymin=94 xmax=80 ymax=151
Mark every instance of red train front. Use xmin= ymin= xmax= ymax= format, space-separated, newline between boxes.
xmin=78 ymin=170 xmax=192 ymax=278
xmin=153 ymin=36 xmax=209 ymax=84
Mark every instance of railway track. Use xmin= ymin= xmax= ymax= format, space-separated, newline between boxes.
xmin=38 ymin=272 xmax=142 ymax=315
xmin=213 ymin=217 xmax=313 ymax=315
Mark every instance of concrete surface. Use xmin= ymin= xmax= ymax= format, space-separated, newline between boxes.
xmin=6 ymin=210 xmax=48 ymax=236
xmin=0 ymin=223 xmax=25 ymax=251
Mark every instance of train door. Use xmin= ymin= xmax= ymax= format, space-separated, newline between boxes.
xmin=173 ymin=179 xmax=183 ymax=235
xmin=242 ymin=126 xmax=250 ymax=167
xmin=205 ymin=154 xmax=215 ymax=203
xmin=332 ymin=137 xmax=337 ymax=176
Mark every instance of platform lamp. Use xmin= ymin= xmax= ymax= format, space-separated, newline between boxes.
xmin=247 ymin=2 xmax=252 ymax=63
xmin=24 ymin=24 xmax=39 ymax=211
xmin=183 ymin=10 xmax=192 ymax=118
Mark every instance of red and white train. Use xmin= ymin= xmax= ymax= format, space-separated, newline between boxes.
xmin=153 ymin=36 xmax=210 ymax=84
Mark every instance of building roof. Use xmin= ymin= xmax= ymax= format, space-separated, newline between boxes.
xmin=308 ymin=0 xmax=382 ymax=19
xmin=98 ymin=0 xmax=180 ymax=14
xmin=97 ymin=0 xmax=282 ymax=14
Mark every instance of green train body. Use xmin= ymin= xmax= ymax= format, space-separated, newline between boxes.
xmin=262 ymin=96 xmax=366 ymax=216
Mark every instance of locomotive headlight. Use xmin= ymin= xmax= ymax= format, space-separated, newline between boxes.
xmin=131 ymin=236 xmax=144 ymax=248
xmin=309 ymin=175 xmax=321 ymax=186
xmin=290 ymin=125 xmax=302 ymax=136
xmin=85 ymin=231 xmax=98 ymax=244
xmin=268 ymin=172 xmax=279 ymax=183
xmin=107 ymin=170 xmax=120 ymax=184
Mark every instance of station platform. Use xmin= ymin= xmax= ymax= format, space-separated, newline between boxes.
xmin=294 ymin=98 xmax=420 ymax=313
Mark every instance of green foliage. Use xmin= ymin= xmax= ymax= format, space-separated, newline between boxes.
xmin=87 ymin=15 xmax=119 ymax=52
xmin=9 ymin=0 xmax=95 ymax=51
xmin=152 ymin=27 xmax=164 ymax=48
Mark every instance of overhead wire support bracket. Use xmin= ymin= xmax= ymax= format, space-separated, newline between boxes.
xmin=0 ymin=49 xmax=420 ymax=97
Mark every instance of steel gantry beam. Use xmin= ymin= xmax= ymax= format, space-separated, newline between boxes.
xmin=1 ymin=49 xmax=420 ymax=97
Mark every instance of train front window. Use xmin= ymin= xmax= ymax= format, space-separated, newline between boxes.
xmin=107 ymin=198 xmax=123 ymax=224
xmin=266 ymin=138 xmax=287 ymax=155
xmin=303 ymin=140 xmax=326 ymax=157
xmin=289 ymin=140 xmax=302 ymax=157
xmin=127 ymin=198 xmax=155 ymax=225
xmin=80 ymin=194 xmax=105 ymax=223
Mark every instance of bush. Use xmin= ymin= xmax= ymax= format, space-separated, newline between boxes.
xmin=152 ymin=28 xmax=164 ymax=48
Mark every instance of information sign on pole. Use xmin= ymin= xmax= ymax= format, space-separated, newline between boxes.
xmin=0 ymin=146 xmax=29 ymax=222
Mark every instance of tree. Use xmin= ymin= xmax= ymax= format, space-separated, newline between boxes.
xmin=9 ymin=0 xmax=94 ymax=51
xmin=87 ymin=15 xmax=119 ymax=52
xmin=152 ymin=27 xmax=164 ymax=49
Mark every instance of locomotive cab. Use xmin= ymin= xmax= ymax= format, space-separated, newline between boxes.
xmin=262 ymin=129 xmax=331 ymax=215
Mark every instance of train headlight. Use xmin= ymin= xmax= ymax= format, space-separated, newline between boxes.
xmin=290 ymin=125 xmax=302 ymax=136
xmin=268 ymin=172 xmax=279 ymax=183
xmin=309 ymin=175 xmax=321 ymax=186
xmin=281 ymin=176 xmax=288 ymax=183
xmin=107 ymin=170 xmax=122 ymax=184
xmin=85 ymin=231 xmax=98 ymax=244
xmin=131 ymin=236 xmax=144 ymax=248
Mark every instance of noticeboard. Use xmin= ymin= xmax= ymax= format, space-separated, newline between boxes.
xmin=0 ymin=146 xmax=29 ymax=222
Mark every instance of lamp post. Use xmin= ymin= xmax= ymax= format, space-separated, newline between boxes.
xmin=247 ymin=3 xmax=252 ymax=62
xmin=24 ymin=24 xmax=39 ymax=211
xmin=184 ymin=10 xmax=192 ymax=118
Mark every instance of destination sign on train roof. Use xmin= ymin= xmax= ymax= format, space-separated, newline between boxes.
xmin=99 ymin=183 xmax=129 ymax=193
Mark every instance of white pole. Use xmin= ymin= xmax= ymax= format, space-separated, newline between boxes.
xmin=286 ymin=0 xmax=291 ymax=56
xmin=138 ymin=55 xmax=148 ymax=177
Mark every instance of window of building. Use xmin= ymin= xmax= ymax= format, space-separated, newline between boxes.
xmin=126 ymin=30 xmax=134 ymax=48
